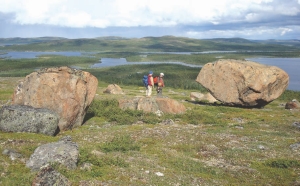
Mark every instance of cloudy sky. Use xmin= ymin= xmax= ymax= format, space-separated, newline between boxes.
xmin=0 ymin=0 xmax=300 ymax=40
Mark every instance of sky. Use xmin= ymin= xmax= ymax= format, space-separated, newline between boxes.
xmin=0 ymin=0 xmax=300 ymax=40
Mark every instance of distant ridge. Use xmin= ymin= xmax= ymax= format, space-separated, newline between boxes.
xmin=203 ymin=38 xmax=255 ymax=44
xmin=95 ymin=36 xmax=129 ymax=40
xmin=0 ymin=37 xmax=68 ymax=46
xmin=0 ymin=36 xmax=299 ymax=52
xmin=251 ymin=39 xmax=300 ymax=47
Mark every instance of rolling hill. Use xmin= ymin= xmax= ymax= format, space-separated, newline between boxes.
xmin=0 ymin=36 xmax=299 ymax=52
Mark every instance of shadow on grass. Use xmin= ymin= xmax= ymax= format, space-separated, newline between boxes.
xmin=185 ymin=100 xmax=265 ymax=109
xmin=82 ymin=113 xmax=95 ymax=124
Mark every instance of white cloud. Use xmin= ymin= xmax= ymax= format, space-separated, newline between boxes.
xmin=280 ymin=28 xmax=293 ymax=36
xmin=185 ymin=26 xmax=299 ymax=39
xmin=0 ymin=0 xmax=298 ymax=28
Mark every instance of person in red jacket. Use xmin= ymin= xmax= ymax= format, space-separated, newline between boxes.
xmin=146 ymin=71 xmax=154 ymax=97
xmin=156 ymin=72 xmax=165 ymax=96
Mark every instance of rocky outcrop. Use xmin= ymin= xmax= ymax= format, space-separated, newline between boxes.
xmin=119 ymin=97 xmax=186 ymax=114
xmin=12 ymin=66 xmax=98 ymax=131
xmin=0 ymin=105 xmax=59 ymax=136
xmin=103 ymin=84 xmax=124 ymax=94
xmin=32 ymin=164 xmax=71 ymax=186
xmin=285 ymin=99 xmax=300 ymax=109
xmin=26 ymin=136 xmax=79 ymax=172
xmin=196 ymin=59 xmax=289 ymax=107
xmin=190 ymin=92 xmax=218 ymax=103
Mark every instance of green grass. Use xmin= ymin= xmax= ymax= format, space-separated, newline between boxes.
xmin=0 ymin=47 xmax=300 ymax=185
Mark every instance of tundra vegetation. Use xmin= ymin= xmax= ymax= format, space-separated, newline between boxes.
xmin=0 ymin=37 xmax=300 ymax=185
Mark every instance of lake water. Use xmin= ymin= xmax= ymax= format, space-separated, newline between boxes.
xmin=90 ymin=58 xmax=202 ymax=68
xmin=247 ymin=58 xmax=300 ymax=91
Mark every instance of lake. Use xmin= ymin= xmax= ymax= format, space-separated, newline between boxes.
xmin=247 ymin=58 xmax=300 ymax=91
xmin=0 ymin=51 xmax=298 ymax=91
xmin=90 ymin=58 xmax=202 ymax=68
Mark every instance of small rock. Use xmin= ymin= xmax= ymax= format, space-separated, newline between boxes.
xmin=258 ymin=145 xmax=265 ymax=150
xmin=292 ymin=122 xmax=300 ymax=129
xmin=290 ymin=142 xmax=300 ymax=151
xmin=285 ymin=99 xmax=300 ymax=109
xmin=80 ymin=163 xmax=93 ymax=171
xmin=155 ymin=172 xmax=164 ymax=177
xmin=155 ymin=110 xmax=164 ymax=117
xmin=103 ymin=84 xmax=124 ymax=94
xmin=235 ymin=126 xmax=244 ymax=129
xmin=2 ymin=149 xmax=22 ymax=161
xmin=233 ymin=118 xmax=244 ymax=123
xmin=161 ymin=119 xmax=175 ymax=125
xmin=32 ymin=164 xmax=71 ymax=186
xmin=26 ymin=136 xmax=79 ymax=171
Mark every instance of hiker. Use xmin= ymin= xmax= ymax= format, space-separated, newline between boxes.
xmin=146 ymin=71 xmax=154 ymax=97
xmin=156 ymin=72 xmax=165 ymax=96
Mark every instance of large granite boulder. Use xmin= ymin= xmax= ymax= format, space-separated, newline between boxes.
xmin=119 ymin=97 xmax=186 ymax=114
xmin=103 ymin=84 xmax=124 ymax=94
xmin=26 ymin=136 xmax=79 ymax=172
xmin=0 ymin=105 xmax=59 ymax=136
xmin=196 ymin=59 xmax=289 ymax=107
xmin=12 ymin=66 xmax=98 ymax=131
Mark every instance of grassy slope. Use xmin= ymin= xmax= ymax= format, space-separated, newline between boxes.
xmin=0 ymin=70 xmax=300 ymax=185
xmin=1 ymin=36 xmax=299 ymax=52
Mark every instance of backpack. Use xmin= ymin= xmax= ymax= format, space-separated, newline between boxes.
xmin=142 ymin=75 xmax=148 ymax=87
xmin=153 ymin=76 xmax=159 ymax=86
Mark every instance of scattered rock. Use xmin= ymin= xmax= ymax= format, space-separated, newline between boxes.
xmin=12 ymin=66 xmax=98 ymax=131
xmin=155 ymin=172 xmax=164 ymax=177
xmin=32 ymin=164 xmax=71 ymax=186
xmin=155 ymin=110 xmax=164 ymax=117
xmin=235 ymin=126 xmax=244 ymax=130
xmin=292 ymin=122 xmax=300 ymax=129
xmin=196 ymin=59 xmax=289 ymax=107
xmin=290 ymin=142 xmax=300 ymax=151
xmin=190 ymin=92 xmax=218 ymax=103
xmin=119 ymin=97 xmax=186 ymax=114
xmin=232 ymin=118 xmax=244 ymax=123
xmin=26 ymin=136 xmax=79 ymax=171
xmin=0 ymin=105 xmax=59 ymax=136
xmin=103 ymin=84 xmax=124 ymax=94
xmin=80 ymin=163 xmax=93 ymax=171
xmin=285 ymin=99 xmax=300 ymax=110
xmin=2 ymin=148 xmax=22 ymax=161
xmin=79 ymin=180 xmax=110 ymax=186
xmin=258 ymin=145 xmax=265 ymax=150
xmin=161 ymin=119 xmax=175 ymax=125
